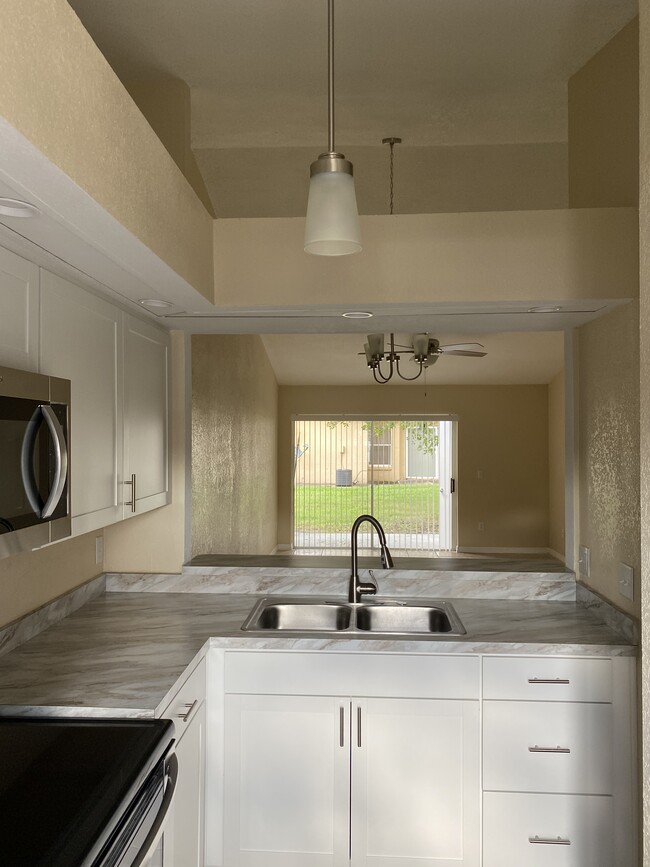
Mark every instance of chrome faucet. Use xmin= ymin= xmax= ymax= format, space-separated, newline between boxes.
xmin=349 ymin=514 xmax=394 ymax=603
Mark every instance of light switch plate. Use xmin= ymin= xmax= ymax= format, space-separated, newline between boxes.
xmin=578 ymin=545 xmax=590 ymax=577
xmin=619 ymin=562 xmax=634 ymax=601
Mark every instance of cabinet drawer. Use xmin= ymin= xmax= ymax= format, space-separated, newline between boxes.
xmin=224 ymin=651 xmax=479 ymax=699
xmin=159 ymin=657 xmax=206 ymax=742
xmin=483 ymin=656 xmax=611 ymax=702
xmin=483 ymin=701 xmax=612 ymax=794
xmin=483 ymin=792 xmax=613 ymax=867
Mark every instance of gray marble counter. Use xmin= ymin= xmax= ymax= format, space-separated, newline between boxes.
xmin=0 ymin=591 xmax=635 ymax=719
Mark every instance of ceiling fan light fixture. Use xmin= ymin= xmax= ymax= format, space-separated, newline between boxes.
xmin=411 ymin=333 xmax=430 ymax=361
xmin=342 ymin=310 xmax=373 ymax=319
xmin=528 ymin=305 xmax=563 ymax=313
xmin=304 ymin=0 xmax=361 ymax=256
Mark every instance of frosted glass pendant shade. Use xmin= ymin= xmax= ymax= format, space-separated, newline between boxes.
xmin=304 ymin=171 xmax=362 ymax=256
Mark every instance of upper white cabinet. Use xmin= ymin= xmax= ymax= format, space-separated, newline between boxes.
xmin=40 ymin=271 xmax=123 ymax=535
xmin=123 ymin=315 xmax=170 ymax=518
xmin=0 ymin=246 xmax=40 ymax=371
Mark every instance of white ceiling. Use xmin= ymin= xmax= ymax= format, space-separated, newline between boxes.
xmin=261 ymin=330 xmax=564 ymax=385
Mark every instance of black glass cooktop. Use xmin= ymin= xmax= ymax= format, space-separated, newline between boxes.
xmin=0 ymin=717 xmax=174 ymax=866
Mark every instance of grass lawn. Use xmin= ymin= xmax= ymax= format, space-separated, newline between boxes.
xmin=294 ymin=483 xmax=440 ymax=532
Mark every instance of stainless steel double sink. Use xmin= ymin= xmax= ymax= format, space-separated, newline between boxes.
xmin=241 ymin=597 xmax=466 ymax=636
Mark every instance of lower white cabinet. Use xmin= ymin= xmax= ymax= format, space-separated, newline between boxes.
xmin=160 ymin=659 xmax=207 ymax=867
xmin=223 ymin=692 xmax=479 ymax=867
xmin=483 ymin=792 xmax=613 ymax=867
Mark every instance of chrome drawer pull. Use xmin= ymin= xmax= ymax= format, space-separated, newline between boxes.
xmin=529 ymin=745 xmax=571 ymax=754
xmin=177 ymin=699 xmax=198 ymax=722
xmin=527 ymin=677 xmax=570 ymax=684
xmin=529 ymin=836 xmax=571 ymax=846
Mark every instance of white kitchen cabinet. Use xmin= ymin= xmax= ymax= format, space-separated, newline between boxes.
xmin=0 ymin=245 xmax=40 ymax=371
xmin=123 ymin=314 xmax=170 ymax=517
xmin=222 ymin=653 xmax=480 ymax=867
xmin=481 ymin=655 xmax=637 ymax=867
xmin=224 ymin=694 xmax=350 ymax=867
xmin=351 ymin=698 xmax=479 ymax=866
xmin=160 ymin=658 xmax=207 ymax=867
xmin=40 ymin=271 xmax=123 ymax=535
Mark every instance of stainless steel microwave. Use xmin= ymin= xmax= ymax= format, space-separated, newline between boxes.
xmin=0 ymin=365 xmax=71 ymax=559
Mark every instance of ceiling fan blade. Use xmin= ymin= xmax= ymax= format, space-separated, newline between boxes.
xmin=440 ymin=349 xmax=487 ymax=357
xmin=439 ymin=342 xmax=485 ymax=351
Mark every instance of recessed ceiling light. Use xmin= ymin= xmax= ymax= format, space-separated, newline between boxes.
xmin=0 ymin=198 xmax=41 ymax=219
xmin=528 ymin=305 xmax=563 ymax=313
xmin=342 ymin=311 xmax=373 ymax=319
xmin=138 ymin=299 xmax=173 ymax=309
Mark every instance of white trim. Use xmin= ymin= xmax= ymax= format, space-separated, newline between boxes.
xmin=457 ymin=546 xmax=553 ymax=554
xmin=292 ymin=413 xmax=459 ymax=422
xmin=564 ymin=329 xmax=579 ymax=571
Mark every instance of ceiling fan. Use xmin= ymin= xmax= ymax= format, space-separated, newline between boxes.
xmin=361 ymin=333 xmax=487 ymax=383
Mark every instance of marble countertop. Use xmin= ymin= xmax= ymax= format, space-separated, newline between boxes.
xmin=0 ymin=591 xmax=636 ymax=718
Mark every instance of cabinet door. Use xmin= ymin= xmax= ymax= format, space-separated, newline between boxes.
xmin=0 ymin=245 xmax=39 ymax=371
xmin=224 ymin=694 xmax=350 ymax=867
xmin=123 ymin=315 xmax=170 ymax=517
xmin=40 ymin=271 xmax=122 ymax=534
xmin=351 ymin=698 xmax=479 ymax=867
xmin=163 ymin=700 xmax=206 ymax=867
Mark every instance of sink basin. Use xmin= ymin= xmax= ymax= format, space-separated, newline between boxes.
xmin=355 ymin=602 xmax=466 ymax=635
xmin=242 ymin=600 xmax=352 ymax=632
xmin=241 ymin=597 xmax=466 ymax=636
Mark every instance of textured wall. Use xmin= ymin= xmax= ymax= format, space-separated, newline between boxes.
xmin=104 ymin=331 xmax=187 ymax=573
xmin=569 ymin=18 xmax=639 ymax=208
xmin=0 ymin=0 xmax=214 ymax=299
xmin=192 ymin=335 xmax=278 ymax=556
xmin=578 ymin=303 xmax=640 ymax=617
xmin=639 ymin=0 xmax=649 ymax=858
xmin=548 ymin=371 xmax=566 ymax=559
xmin=277 ymin=385 xmax=550 ymax=551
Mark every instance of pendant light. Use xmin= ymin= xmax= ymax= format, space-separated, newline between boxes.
xmin=304 ymin=0 xmax=361 ymax=256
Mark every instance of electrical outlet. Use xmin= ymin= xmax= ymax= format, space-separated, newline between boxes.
xmin=478 ymin=521 xmax=485 ymax=531
xmin=95 ymin=535 xmax=104 ymax=566
xmin=619 ymin=562 xmax=634 ymax=601
xmin=578 ymin=545 xmax=590 ymax=577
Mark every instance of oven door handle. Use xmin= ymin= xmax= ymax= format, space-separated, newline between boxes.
xmin=132 ymin=752 xmax=178 ymax=867
xmin=40 ymin=406 xmax=68 ymax=519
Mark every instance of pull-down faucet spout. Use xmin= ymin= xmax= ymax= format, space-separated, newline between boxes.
xmin=349 ymin=514 xmax=394 ymax=603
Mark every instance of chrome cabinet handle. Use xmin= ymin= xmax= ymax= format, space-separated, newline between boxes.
xmin=529 ymin=836 xmax=571 ymax=845
xmin=528 ymin=677 xmax=570 ymax=685
xmin=529 ymin=745 xmax=571 ymax=754
xmin=177 ymin=699 xmax=198 ymax=722
xmin=124 ymin=473 xmax=137 ymax=512
xmin=357 ymin=706 xmax=362 ymax=748
xmin=340 ymin=707 xmax=345 ymax=747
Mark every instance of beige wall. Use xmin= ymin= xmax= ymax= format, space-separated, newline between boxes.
xmin=638 ymin=0 xmax=649 ymax=851
xmin=104 ymin=331 xmax=188 ymax=573
xmin=278 ymin=386 xmax=550 ymax=551
xmin=124 ymin=79 xmax=215 ymax=217
xmin=577 ymin=303 xmax=640 ymax=617
xmin=192 ymin=335 xmax=278 ymax=556
xmin=213 ymin=209 xmax=638 ymax=308
xmin=569 ymin=18 xmax=639 ymax=208
xmin=0 ymin=0 xmax=214 ymax=300
xmin=548 ymin=371 xmax=566 ymax=559
xmin=197 ymin=143 xmax=568 ymax=218
xmin=0 ymin=532 xmax=101 ymax=629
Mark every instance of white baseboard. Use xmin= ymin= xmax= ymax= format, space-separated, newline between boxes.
xmin=457 ymin=546 xmax=553 ymax=555
xmin=272 ymin=544 xmax=292 ymax=553
xmin=547 ymin=548 xmax=566 ymax=564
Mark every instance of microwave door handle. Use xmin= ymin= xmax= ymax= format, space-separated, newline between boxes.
xmin=132 ymin=752 xmax=179 ymax=867
xmin=20 ymin=407 xmax=45 ymax=516
xmin=40 ymin=406 xmax=68 ymax=519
